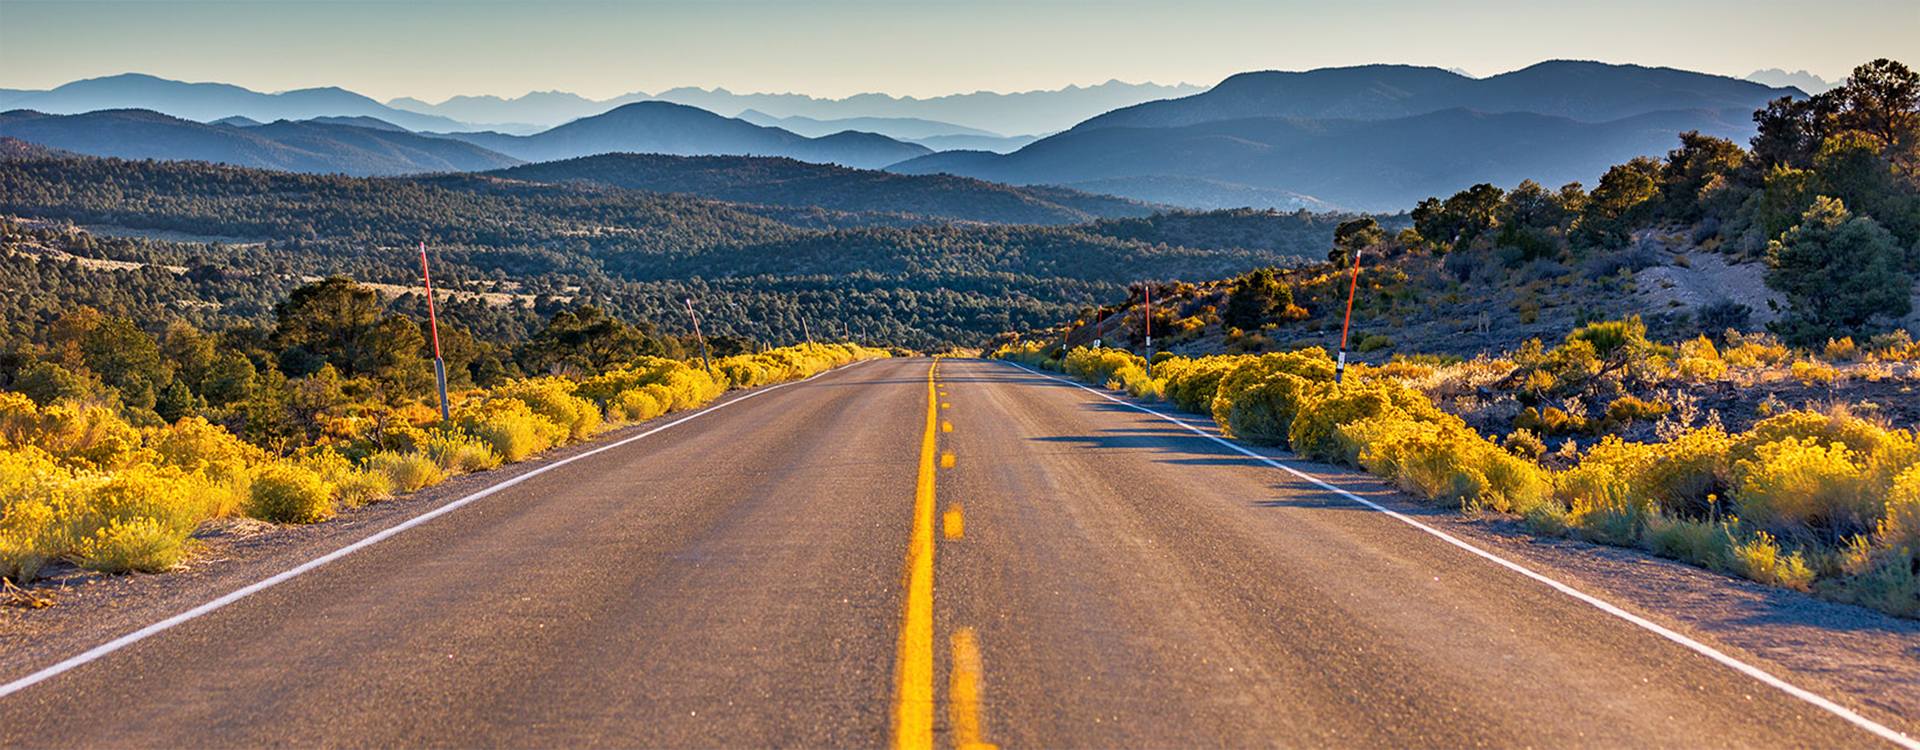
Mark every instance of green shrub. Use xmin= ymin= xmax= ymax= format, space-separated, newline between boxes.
xmin=1641 ymin=514 xmax=1736 ymax=571
xmin=1222 ymin=373 xmax=1323 ymax=446
xmin=1356 ymin=334 xmax=1393 ymax=353
xmin=365 ymin=451 xmax=444 ymax=493
xmin=249 ymin=463 xmax=335 ymax=524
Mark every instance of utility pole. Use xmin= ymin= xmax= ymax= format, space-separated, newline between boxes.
xmin=1336 ymin=248 xmax=1363 ymax=384
xmin=418 ymin=241 xmax=451 ymax=422
xmin=684 ymin=298 xmax=712 ymax=375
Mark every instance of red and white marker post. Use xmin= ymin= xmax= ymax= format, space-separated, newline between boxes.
xmin=419 ymin=241 xmax=451 ymax=421
xmin=1336 ymin=248 xmax=1363 ymax=384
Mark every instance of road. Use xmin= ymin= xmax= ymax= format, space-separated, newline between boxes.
xmin=0 ymin=357 xmax=1910 ymax=748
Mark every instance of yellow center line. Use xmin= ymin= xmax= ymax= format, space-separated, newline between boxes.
xmin=892 ymin=362 xmax=939 ymax=750
xmin=941 ymin=421 xmax=953 ymax=433
xmin=941 ymin=453 xmax=956 ymax=468
xmin=950 ymin=628 xmax=996 ymax=750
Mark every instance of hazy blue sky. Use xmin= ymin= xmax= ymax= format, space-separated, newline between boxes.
xmin=2 ymin=1 xmax=1915 ymax=101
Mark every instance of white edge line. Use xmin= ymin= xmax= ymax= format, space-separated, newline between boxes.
xmin=1003 ymin=361 xmax=1919 ymax=750
xmin=0 ymin=358 xmax=880 ymax=701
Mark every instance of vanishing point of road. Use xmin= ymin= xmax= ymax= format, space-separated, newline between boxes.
xmin=0 ymin=358 xmax=1912 ymax=748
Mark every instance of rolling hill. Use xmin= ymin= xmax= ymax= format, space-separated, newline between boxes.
xmin=888 ymin=106 xmax=1760 ymax=213
xmin=0 ymin=73 xmax=474 ymax=133
xmin=1074 ymin=61 xmax=1800 ymax=130
xmin=438 ymin=101 xmax=933 ymax=169
xmin=0 ymin=109 xmax=523 ymax=175
xmin=484 ymin=153 xmax=1163 ymax=225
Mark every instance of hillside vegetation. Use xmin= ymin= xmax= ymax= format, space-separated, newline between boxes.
xmin=0 ymin=269 xmax=888 ymax=581
xmin=0 ymin=157 xmax=1375 ymax=348
xmin=989 ymin=59 xmax=1920 ymax=618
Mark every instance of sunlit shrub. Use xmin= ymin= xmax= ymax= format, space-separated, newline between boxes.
xmin=1289 ymin=380 xmax=1449 ymax=464
xmin=1730 ymin=531 xmax=1816 ymax=590
xmin=1151 ymin=356 xmax=1242 ymax=413
xmin=303 ymin=450 xmax=393 ymax=507
xmin=1343 ymin=417 xmax=1550 ymax=514
xmin=419 ymin=429 xmax=502 ymax=473
xmin=493 ymin=378 xmax=602 ymax=441
xmin=1723 ymin=331 xmax=1792 ymax=368
xmin=1513 ymin=406 xmax=1589 ymax=436
xmin=455 ymin=399 xmax=568 ymax=463
xmin=7 ymin=401 xmax=149 ymax=471
xmin=76 ymin=516 xmax=191 ymax=574
xmin=151 ymin=416 xmax=262 ymax=484
xmin=1209 ymin=349 xmax=1335 ymax=429
xmin=1604 ymin=395 xmax=1671 ymax=427
xmin=1732 ymin=438 xmax=1876 ymax=541
xmin=249 ymin=463 xmax=334 ymax=524
xmin=1503 ymin=429 xmax=1547 ymax=459
xmin=1674 ymin=336 xmax=1729 ymax=382
xmin=1877 ymin=465 xmax=1920 ymax=552
xmin=1790 ymin=359 xmax=1842 ymax=385
xmin=365 ymin=451 xmax=444 ymax=493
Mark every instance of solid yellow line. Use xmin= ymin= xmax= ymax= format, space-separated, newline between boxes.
xmin=950 ymin=627 xmax=996 ymax=750
xmin=892 ymin=362 xmax=939 ymax=750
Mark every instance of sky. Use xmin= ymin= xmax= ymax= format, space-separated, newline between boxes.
xmin=2 ymin=0 xmax=1916 ymax=102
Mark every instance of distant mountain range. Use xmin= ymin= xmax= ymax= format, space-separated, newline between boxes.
xmin=731 ymin=110 xmax=1038 ymax=153
xmin=485 ymin=153 xmax=1162 ymax=225
xmin=0 ymin=61 xmax=1821 ymax=213
xmin=1072 ymin=61 xmax=1797 ymax=129
xmin=0 ymin=74 xmax=474 ymax=133
xmin=437 ymin=101 xmax=932 ymax=170
xmin=0 ymin=109 xmax=522 ymax=175
xmin=386 ymin=79 xmax=1206 ymax=136
xmin=1745 ymin=68 xmax=1840 ymax=94
xmin=889 ymin=61 xmax=1803 ymax=212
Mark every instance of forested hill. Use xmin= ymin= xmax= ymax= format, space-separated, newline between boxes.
xmin=484 ymin=153 xmax=1163 ymax=226
xmin=0 ymin=156 xmax=1380 ymax=348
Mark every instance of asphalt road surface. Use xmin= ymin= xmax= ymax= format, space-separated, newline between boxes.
xmin=0 ymin=357 xmax=1910 ymax=748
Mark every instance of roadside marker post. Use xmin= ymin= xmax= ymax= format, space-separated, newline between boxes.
xmin=684 ymin=298 xmax=713 ymax=375
xmin=1336 ymin=248 xmax=1362 ymax=385
xmin=418 ymin=241 xmax=451 ymax=422
xmin=1143 ymin=284 xmax=1152 ymax=360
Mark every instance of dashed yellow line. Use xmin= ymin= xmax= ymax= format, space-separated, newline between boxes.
xmin=941 ymin=421 xmax=953 ymax=433
xmin=949 ymin=628 xmax=996 ymax=750
xmin=892 ymin=362 xmax=939 ymax=750
xmin=941 ymin=453 xmax=956 ymax=468
xmin=944 ymin=504 xmax=965 ymax=539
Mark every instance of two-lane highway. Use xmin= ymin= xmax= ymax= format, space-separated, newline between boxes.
xmin=0 ymin=357 xmax=1911 ymax=748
